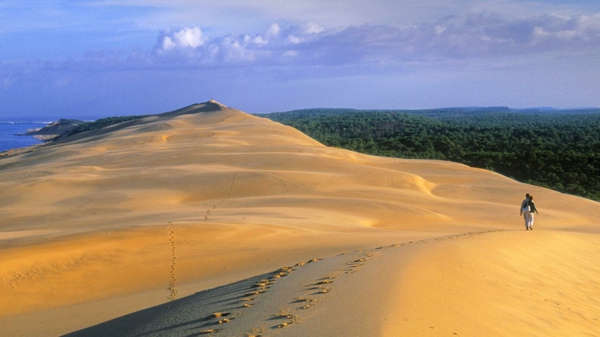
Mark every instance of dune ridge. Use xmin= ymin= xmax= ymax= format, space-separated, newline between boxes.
xmin=1 ymin=101 xmax=599 ymax=336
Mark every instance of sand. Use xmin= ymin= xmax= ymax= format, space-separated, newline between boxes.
xmin=0 ymin=100 xmax=599 ymax=336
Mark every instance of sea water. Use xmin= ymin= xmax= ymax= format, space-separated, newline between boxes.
xmin=0 ymin=121 xmax=48 ymax=152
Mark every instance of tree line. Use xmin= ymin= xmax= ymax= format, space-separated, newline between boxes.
xmin=257 ymin=108 xmax=600 ymax=201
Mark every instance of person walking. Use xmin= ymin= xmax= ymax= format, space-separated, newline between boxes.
xmin=521 ymin=195 xmax=539 ymax=230
xmin=520 ymin=193 xmax=530 ymax=227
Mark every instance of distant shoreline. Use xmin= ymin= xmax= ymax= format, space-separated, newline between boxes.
xmin=0 ymin=122 xmax=48 ymax=153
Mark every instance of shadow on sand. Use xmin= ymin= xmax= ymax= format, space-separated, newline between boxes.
xmin=63 ymin=273 xmax=270 ymax=337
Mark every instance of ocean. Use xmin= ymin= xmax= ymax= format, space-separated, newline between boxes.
xmin=0 ymin=121 xmax=48 ymax=152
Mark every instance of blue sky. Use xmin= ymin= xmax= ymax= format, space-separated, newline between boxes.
xmin=1 ymin=0 xmax=599 ymax=119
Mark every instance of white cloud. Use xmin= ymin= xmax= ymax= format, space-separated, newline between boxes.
xmin=266 ymin=23 xmax=280 ymax=37
xmin=577 ymin=13 xmax=600 ymax=31
xmin=151 ymin=21 xmax=330 ymax=65
xmin=252 ymin=35 xmax=267 ymax=46
xmin=159 ymin=27 xmax=206 ymax=51
xmin=287 ymin=35 xmax=302 ymax=44
xmin=533 ymin=26 xmax=576 ymax=40
xmin=299 ymin=22 xmax=325 ymax=35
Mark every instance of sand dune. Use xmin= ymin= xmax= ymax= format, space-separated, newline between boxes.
xmin=1 ymin=101 xmax=599 ymax=336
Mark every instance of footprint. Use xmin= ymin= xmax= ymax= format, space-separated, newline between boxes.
xmin=294 ymin=296 xmax=315 ymax=304
xmin=199 ymin=329 xmax=220 ymax=334
xmin=211 ymin=312 xmax=231 ymax=319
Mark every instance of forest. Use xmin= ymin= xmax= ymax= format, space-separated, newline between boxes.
xmin=257 ymin=108 xmax=600 ymax=202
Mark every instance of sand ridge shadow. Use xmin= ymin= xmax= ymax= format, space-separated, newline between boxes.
xmin=62 ymin=272 xmax=274 ymax=337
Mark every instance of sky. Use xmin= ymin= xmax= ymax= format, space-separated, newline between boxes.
xmin=1 ymin=0 xmax=599 ymax=119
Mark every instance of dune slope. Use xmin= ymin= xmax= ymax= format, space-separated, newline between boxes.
xmin=63 ymin=230 xmax=600 ymax=337
xmin=1 ymin=101 xmax=599 ymax=336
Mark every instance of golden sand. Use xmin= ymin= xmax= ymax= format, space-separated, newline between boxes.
xmin=1 ymin=101 xmax=598 ymax=336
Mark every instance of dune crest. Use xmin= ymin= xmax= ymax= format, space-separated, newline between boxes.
xmin=1 ymin=101 xmax=599 ymax=336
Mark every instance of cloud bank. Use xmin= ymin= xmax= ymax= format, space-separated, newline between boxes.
xmin=29 ymin=12 xmax=598 ymax=73
xmin=146 ymin=13 xmax=600 ymax=68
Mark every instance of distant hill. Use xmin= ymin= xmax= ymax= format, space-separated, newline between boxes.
xmin=58 ymin=114 xmax=152 ymax=139
xmin=24 ymin=119 xmax=84 ymax=140
xmin=25 ymin=115 xmax=152 ymax=142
